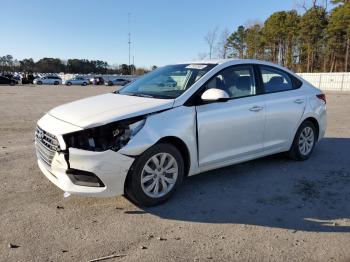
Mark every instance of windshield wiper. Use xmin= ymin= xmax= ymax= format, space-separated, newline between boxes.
xmin=118 ymin=92 xmax=174 ymax=99
xmin=130 ymin=93 xmax=154 ymax=98
xmin=121 ymin=92 xmax=154 ymax=98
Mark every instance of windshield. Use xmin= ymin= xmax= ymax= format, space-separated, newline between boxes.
xmin=117 ymin=63 xmax=216 ymax=99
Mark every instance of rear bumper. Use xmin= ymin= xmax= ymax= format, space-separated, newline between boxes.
xmin=37 ymin=146 xmax=135 ymax=197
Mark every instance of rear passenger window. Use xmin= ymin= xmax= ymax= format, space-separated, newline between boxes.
xmin=260 ymin=66 xmax=293 ymax=93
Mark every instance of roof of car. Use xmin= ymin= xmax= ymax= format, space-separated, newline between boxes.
xmin=178 ymin=59 xmax=296 ymax=75
xmin=179 ymin=59 xmax=230 ymax=64
xmin=182 ymin=58 xmax=277 ymax=65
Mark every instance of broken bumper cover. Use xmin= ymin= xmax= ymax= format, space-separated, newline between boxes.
xmin=36 ymin=147 xmax=135 ymax=197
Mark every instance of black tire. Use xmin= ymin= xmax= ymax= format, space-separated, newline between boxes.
xmin=37 ymin=81 xmax=42 ymax=85
xmin=288 ymin=120 xmax=316 ymax=161
xmin=10 ymin=80 xmax=15 ymax=86
xmin=67 ymin=82 xmax=72 ymax=86
xmin=82 ymin=82 xmax=87 ymax=86
xmin=125 ymin=143 xmax=184 ymax=207
xmin=54 ymin=81 xmax=59 ymax=85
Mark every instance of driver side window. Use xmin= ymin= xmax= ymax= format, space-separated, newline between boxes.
xmin=204 ymin=66 xmax=256 ymax=99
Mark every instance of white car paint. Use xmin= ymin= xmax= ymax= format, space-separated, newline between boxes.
xmin=35 ymin=59 xmax=327 ymax=198
xmin=105 ymin=78 xmax=130 ymax=86
xmin=33 ymin=76 xmax=62 ymax=85
xmin=64 ymin=77 xmax=89 ymax=86
xmin=49 ymin=93 xmax=174 ymax=128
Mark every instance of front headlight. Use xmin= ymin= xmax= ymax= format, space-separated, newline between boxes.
xmin=63 ymin=117 xmax=146 ymax=152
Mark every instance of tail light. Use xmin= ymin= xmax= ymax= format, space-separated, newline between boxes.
xmin=316 ymin=94 xmax=326 ymax=104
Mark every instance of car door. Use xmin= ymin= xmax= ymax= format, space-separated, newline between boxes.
xmin=258 ymin=65 xmax=306 ymax=152
xmin=45 ymin=76 xmax=52 ymax=84
xmin=196 ymin=65 xmax=266 ymax=168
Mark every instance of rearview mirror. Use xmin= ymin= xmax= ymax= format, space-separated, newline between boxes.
xmin=201 ymin=88 xmax=230 ymax=102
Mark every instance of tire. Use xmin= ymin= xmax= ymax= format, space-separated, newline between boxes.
xmin=37 ymin=81 xmax=42 ymax=85
xmin=10 ymin=81 xmax=15 ymax=86
xmin=82 ymin=82 xmax=87 ymax=86
xmin=54 ymin=81 xmax=59 ymax=85
xmin=67 ymin=82 xmax=72 ymax=86
xmin=125 ymin=143 xmax=184 ymax=207
xmin=288 ymin=120 xmax=316 ymax=161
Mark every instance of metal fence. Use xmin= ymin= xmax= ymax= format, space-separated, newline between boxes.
xmin=297 ymin=72 xmax=350 ymax=92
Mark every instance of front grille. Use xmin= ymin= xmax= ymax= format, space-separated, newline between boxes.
xmin=35 ymin=126 xmax=60 ymax=167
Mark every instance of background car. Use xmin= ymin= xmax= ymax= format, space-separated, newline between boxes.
xmin=89 ymin=76 xmax=105 ymax=85
xmin=105 ymin=78 xmax=130 ymax=86
xmin=33 ymin=75 xmax=62 ymax=85
xmin=21 ymin=74 xmax=35 ymax=84
xmin=3 ymin=74 xmax=21 ymax=84
xmin=0 ymin=75 xmax=16 ymax=86
xmin=64 ymin=76 xmax=89 ymax=86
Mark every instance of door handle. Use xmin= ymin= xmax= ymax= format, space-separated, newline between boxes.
xmin=294 ymin=99 xmax=304 ymax=104
xmin=249 ymin=106 xmax=264 ymax=112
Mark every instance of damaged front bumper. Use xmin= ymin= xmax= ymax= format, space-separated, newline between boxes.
xmin=35 ymin=114 xmax=135 ymax=197
xmin=37 ymin=147 xmax=134 ymax=197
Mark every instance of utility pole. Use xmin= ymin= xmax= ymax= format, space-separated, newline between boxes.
xmin=128 ymin=12 xmax=131 ymax=75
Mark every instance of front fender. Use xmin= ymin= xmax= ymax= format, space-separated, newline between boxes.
xmin=119 ymin=106 xmax=198 ymax=175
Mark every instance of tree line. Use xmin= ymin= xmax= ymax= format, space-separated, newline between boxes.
xmin=0 ymin=55 xmax=157 ymax=75
xmin=205 ymin=0 xmax=349 ymax=72
xmin=2 ymin=0 xmax=348 ymax=75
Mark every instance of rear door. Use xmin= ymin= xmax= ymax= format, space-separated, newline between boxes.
xmin=258 ymin=65 xmax=306 ymax=152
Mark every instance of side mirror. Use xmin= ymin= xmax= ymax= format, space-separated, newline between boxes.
xmin=201 ymin=88 xmax=230 ymax=102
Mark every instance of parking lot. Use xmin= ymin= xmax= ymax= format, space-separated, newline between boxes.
xmin=0 ymin=85 xmax=349 ymax=262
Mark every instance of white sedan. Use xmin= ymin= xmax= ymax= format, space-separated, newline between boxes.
xmin=64 ymin=76 xmax=89 ymax=86
xmin=105 ymin=78 xmax=130 ymax=86
xmin=34 ymin=75 xmax=62 ymax=85
xmin=34 ymin=59 xmax=326 ymax=206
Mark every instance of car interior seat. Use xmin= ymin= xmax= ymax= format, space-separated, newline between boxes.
xmin=230 ymin=76 xmax=252 ymax=97
xmin=266 ymin=76 xmax=285 ymax=92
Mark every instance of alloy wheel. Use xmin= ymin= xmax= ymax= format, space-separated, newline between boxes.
xmin=298 ymin=126 xmax=314 ymax=156
xmin=140 ymin=152 xmax=178 ymax=198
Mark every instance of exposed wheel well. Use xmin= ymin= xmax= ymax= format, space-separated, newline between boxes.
xmin=157 ymin=136 xmax=191 ymax=177
xmin=302 ymin=117 xmax=320 ymax=140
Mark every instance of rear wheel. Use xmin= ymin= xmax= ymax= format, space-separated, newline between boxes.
xmin=54 ymin=81 xmax=59 ymax=85
xmin=82 ymin=82 xmax=87 ymax=86
xmin=67 ymin=82 xmax=72 ymax=86
xmin=288 ymin=120 xmax=316 ymax=161
xmin=125 ymin=143 xmax=184 ymax=206
xmin=37 ymin=81 xmax=42 ymax=85
xmin=10 ymin=80 xmax=15 ymax=86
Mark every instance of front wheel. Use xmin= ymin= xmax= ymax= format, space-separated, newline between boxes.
xmin=288 ymin=120 xmax=316 ymax=161
xmin=125 ymin=143 xmax=184 ymax=206
xmin=54 ymin=81 xmax=59 ymax=85
xmin=82 ymin=82 xmax=87 ymax=86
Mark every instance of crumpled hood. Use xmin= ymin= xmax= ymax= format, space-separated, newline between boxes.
xmin=49 ymin=93 xmax=174 ymax=128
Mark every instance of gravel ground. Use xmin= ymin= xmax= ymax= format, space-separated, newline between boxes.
xmin=0 ymin=85 xmax=349 ymax=262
